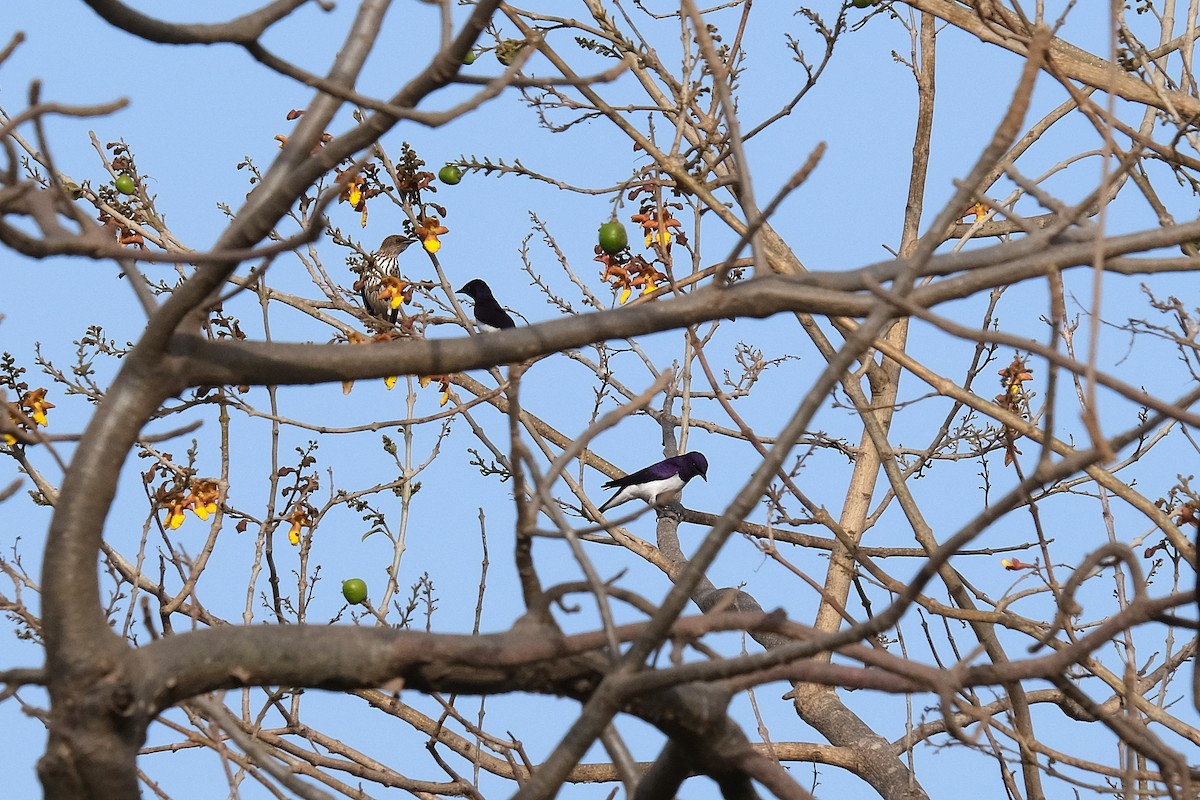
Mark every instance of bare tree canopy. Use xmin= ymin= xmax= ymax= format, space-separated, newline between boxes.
xmin=3 ymin=2 xmax=1200 ymax=799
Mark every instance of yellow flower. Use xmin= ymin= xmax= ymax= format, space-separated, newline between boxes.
xmin=189 ymin=479 xmax=220 ymax=521
xmin=284 ymin=507 xmax=314 ymax=546
xmin=21 ymin=388 xmax=54 ymax=427
xmin=154 ymin=480 xmax=192 ymax=530
xmin=631 ymin=208 xmax=683 ymax=251
xmin=339 ymin=171 xmax=366 ymax=208
xmin=164 ymin=499 xmax=188 ymax=530
xmin=153 ymin=477 xmax=221 ymax=531
xmin=645 ymin=230 xmax=672 ymax=248
xmin=619 ymin=286 xmax=632 ymax=305
xmin=384 ymin=375 xmax=398 ymax=390
xmin=963 ymin=201 xmax=990 ymax=222
xmin=337 ymin=170 xmax=372 ymax=227
xmin=419 ymin=375 xmax=451 ymax=405
xmin=415 ymin=216 xmax=449 ymax=254
xmin=378 ymin=275 xmax=410 ymax=310
xmin=1 ymin=403 xmax=23 ymax=445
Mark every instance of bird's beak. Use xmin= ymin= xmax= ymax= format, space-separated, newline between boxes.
xmin=701 ymin=473 xmax=708 ymax=481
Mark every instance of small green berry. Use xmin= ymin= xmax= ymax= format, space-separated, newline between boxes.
xmin=598 ymin=219 xmax=629 ymax=255
xmin=342 ymin=578 xmax=368 ymax=605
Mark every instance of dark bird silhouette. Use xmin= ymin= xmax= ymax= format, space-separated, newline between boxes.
xmin=360 ymin=234 xmax=417 ymax=323
xmin=597 ymin=452 xmax=708 ymax=513
xmin=457 ymin=279 xmax=516 ymax=331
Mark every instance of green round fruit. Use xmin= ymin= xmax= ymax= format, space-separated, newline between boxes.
xmin=439 ymin=164 xmax=463 ymax=185
xmin=115 ymin=175 xmax=136 ymax=195
xmin=342 ymin=578 xmax=368 ymax=605
xmin=851 ymin=0 xmax=876 ymax=7
xmin=463 ymin=51 xmax=477 ymax=65
xmin=598 ymin=219 xmax=628 ymax=255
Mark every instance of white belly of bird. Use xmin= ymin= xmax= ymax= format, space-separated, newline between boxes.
xmin=622 ymin=474 xmax=686 ymax=506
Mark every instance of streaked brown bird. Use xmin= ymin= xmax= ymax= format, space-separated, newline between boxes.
xmin=360 ymin=234 xmax=417 ymax=323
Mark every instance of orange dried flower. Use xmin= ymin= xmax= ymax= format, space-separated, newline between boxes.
xmin=20 ymin=388 xmax=53 ymax=427
xmin=419 ymin=374 xmax=452 ymax=406
xmin=631 ymin=207 xmax=683 ymax=250
xmin=284 ymin=504 xmax=315 ymax=546
xmin=415 ymin=216 xmax=449 ymax=253
xmin=962 ymin=201 xmax=991 ymax=223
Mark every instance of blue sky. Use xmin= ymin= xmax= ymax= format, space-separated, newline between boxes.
xmin=3 ymin=2 xmax=1199 ymax=799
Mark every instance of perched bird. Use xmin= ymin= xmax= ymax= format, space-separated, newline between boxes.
xmin=360 ymin=234 xmax=417 ymax=323
xmin=597 ymin=452 xmax=709 ymax=513
xmin=457 ymin=279 xmax=516 ymax=331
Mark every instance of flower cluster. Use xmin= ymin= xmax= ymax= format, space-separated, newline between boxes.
xmin=342 ymin=331 xmax=407 ymax=393
xmin=375 ymin=145 xmax=451 ymax=252
xmin=994 ymin=356 xmax=1034 ymax=466
xmin=284 ymin=503 xmax=316 ymax=546
xmin=3 ymin=388 xmax=54 ymax=446
xmin=995 ymin=357 xmax=1034 ymax=407
xmin=276 ymin=449 xmax=320 ymax=546
xmin=277 ymin=111 xmax=400 ymax=228
xmin=419 ymin=374 xmax=452 ymax=406
xmin=98 ymin=212 xmax=148 ymax=249
xmin=153 ymin=476 xmax=221 ymax=530
xmin=338 ymin=168 xmax=386 ymax=228
xmin=21 ymin=388 xmax=52 ymax=428
xmin=378 ymin=275 xmax=415 ymax=312
xmin=392 ymin=143 xmax=437 ymax=203
xmin=631 ymin=204 xmax=684 ymax=250
xmin=597 ymin=251 xmax=667 ymax=305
